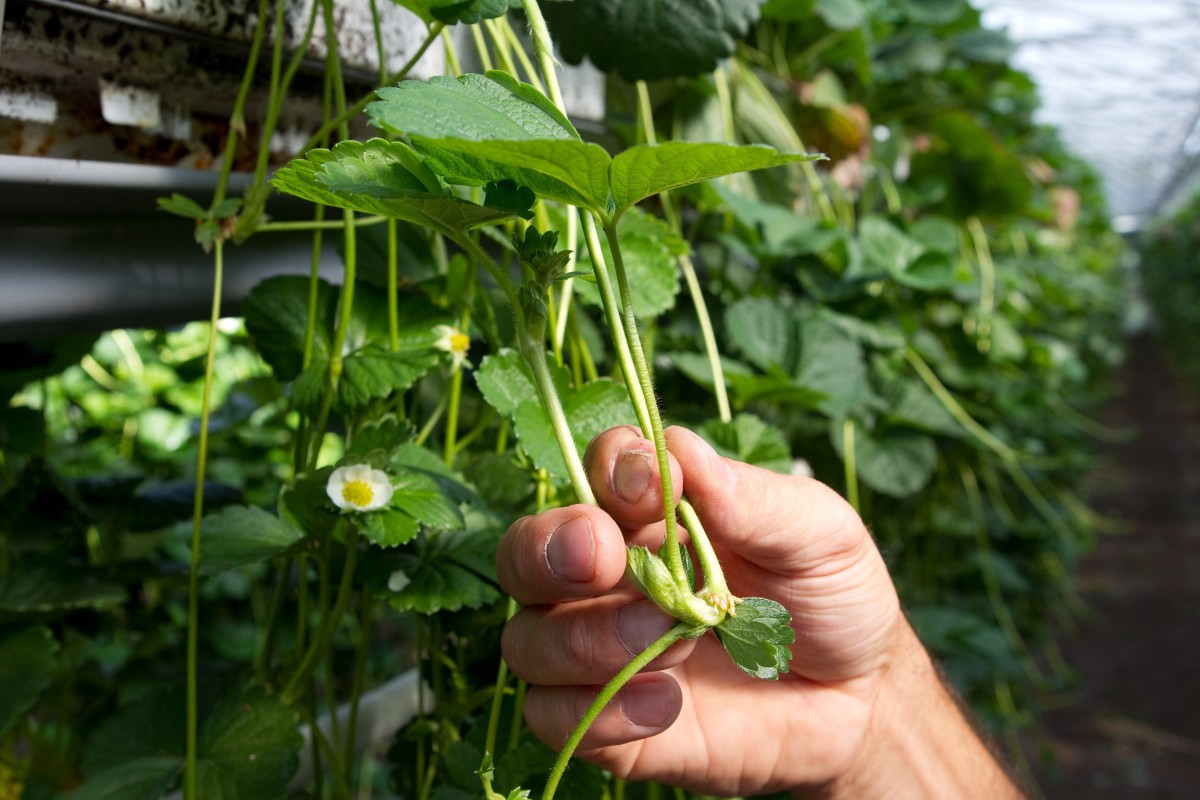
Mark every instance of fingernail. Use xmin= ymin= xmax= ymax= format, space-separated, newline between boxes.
xmin=614 ymin=449 xmax=653 ymax=503
xmin=619 ymin=679 xmax=674 ymax=728
xmin=616 ymin=600 xmax=675 ymax=655
xmin=545 ymin=515 xmax=594 ymax=583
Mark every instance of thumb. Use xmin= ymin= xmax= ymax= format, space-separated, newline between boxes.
xmin=664 ymin=426 xmax=869 ymax=578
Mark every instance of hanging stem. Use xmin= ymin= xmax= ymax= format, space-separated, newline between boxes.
xmin=904 ymin=347 xmax=1019 ymax=462
xmin=184 ymin=238 xmax=225 ymax=800
xmin=214 ymin=0 xmax=270 ymax=207
xmin=968 ymin=216 xmax=996 ymax=316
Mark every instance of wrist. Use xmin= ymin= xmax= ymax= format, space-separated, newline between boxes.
xmin=813 ymin=619 xmax=1024 ymax=800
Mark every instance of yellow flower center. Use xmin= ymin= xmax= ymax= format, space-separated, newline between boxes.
xmin=450 ymin=332 xmax=470 ymax=354
xmin=341 ymin=480 xmax=374 ymax=508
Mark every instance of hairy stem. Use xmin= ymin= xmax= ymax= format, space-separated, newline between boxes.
xmin=543 ymin=625 xmax=693 ymax=800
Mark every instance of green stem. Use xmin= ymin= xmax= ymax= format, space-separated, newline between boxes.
xmin=904 ymin=347 xmax=1019 ymax=462
xmin=581 ymin=214 xmax=651 ymax=432
xmin=444 ymin=331 xmax=468 ymax=466
xmin=602 ymin=221 xmax=685 ymax=586
xmin=501 ymin=16 xmax=545 ymax=92
xmin=301 ymin=22 xmax=444 ymax=155
xmin=483 ymin=597 xmax=519 ymax=765
xmin=214 ymin=0 xmax=270 ymax=207
xmin=484 ymin=18 xmax=518 ymax=77
xmin=284 ymin=528 xmax=361 ymax=703
xmin=842 ymin=418 xmax=860 ymax=512
xmin=441 ymin=26 xmax=463 ymax=75
xmin=387 ymin=220 xmax=400 ymax=351
xmin=185 ymin=238 xmax=225 ymax=800
xmin=542 ymin=625 xmax=692 ymax=800
xmin=520 ymin=0 xmax=564 ymax=109
xmin=635 ymin=80 xmax=730 ymax=423
xmin=968 ymin=216 xmax=996 ymax=316
xmin=459 ymin=237 xmax=595 ymax=505
xmin=256 ymin=215 xmax=386 ymax=233
xmin=552 ymin=210 xmax=578 ymax=357
xmin=470 ymin=21 xmax=494 ymax=72
xmin=256 ymin=559 xmax=291 ymax=681
xmin=344 ymin=591 xmax=373 ymax=784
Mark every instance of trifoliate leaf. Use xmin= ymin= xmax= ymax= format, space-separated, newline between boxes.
xmin=714 ymin=596 xmax=794 ymax=680
xmin=475 ymin=349 xmax=566 ymax=417
xmin=348 ymin=415 xmax=417 ymax=458
xmin=698 ymin=414 xmax=792 ymax=474
xmin=196 ymin=505 xmax=306 ymax=575
xmin=859 ymin=216 xmax=924 ymax=278
xmin=0 ymin=626 xmax=58 ymax=736
xmin=338 ymin=346 xmax=442 ymax=410
xmin=543 ymin=0 xmax=766 ymax=81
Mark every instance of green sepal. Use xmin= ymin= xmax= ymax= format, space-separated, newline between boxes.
xmin=625 ymin=546 xmax=721 ymax=628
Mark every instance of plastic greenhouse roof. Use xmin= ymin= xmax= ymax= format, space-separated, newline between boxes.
xmin=977 ymin=0 xmax=1200 ymax=229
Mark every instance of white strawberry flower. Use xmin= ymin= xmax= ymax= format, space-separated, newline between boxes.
xmin=326 ymin=464 xmax=393 ymax=512
xmin=433 ymin=324 xmax=471 ymax=370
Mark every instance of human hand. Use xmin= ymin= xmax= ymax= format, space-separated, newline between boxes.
xmin=495 ymin=424 xmax=907 ymax=796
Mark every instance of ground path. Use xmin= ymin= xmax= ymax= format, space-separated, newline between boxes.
xmin=1033 ymin=336 xmax=1200 ymax=798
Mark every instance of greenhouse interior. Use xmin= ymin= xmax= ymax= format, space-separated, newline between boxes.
xmin=2 ymin=0 xmax=1199 ymax=798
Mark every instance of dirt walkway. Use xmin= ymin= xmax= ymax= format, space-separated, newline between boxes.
xmin=1033 ymin=336 xmax=1200 ymax=798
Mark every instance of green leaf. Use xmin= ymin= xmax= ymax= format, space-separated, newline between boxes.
xmin=280 ymin=468 xmax=340 ymax=539
xmin=666 ymin=351 xmax=757 ymax=393
xmin=389 ymin=0 xmax=520 ymax=25
xmin=574 ymin=209 xmax=682 ymax=318
xmin=724 ymin=296 xmax=796 ymax=373
xmin=410 ymin=137 xmax=612 ymax=215
xmin=0 ymin=626 xmax=58 ymax=736
xmin=196 ymin=505 xmax=307 ymax=575
xmin=195 ymin=688 xmax=303 ymax=798
xmin=243 ymin=276 xmax=337 ymax=381
xmin=832 ymin=423 xmax=937 ymax=498
xmin=337 ymin=345 xmax=442 ymax=410
xmin=384 ymin=555 xmax=498 ymax=613
xmin=513 ymin=379 xmax=639 ymax=484
xmin=358 ymin=509 xmax=421 ymax=548
xmin=898 ymin=0 xmax=964 ymax=23
xmin=370 ymin=71 xmax=580 ymax=142
xmin=882 ymin=378 xmax=965 ymax=437
xmin=157 ymin=192 xmax=207 ymax=219
xmin=64 ymin=758 xmax=182 ymax=800
xmin=74 ymin=686 xmax=300 ymax=800
xmin=272 ymin=140 xmax=514 ymax=234
xmin=952 ymin=29 xmax=1016 ymax=64
xmin=796 ymin=316 xmax=870 ymax=416
xmin=909 ymin=215 xmax=961 ymax=255
xmin=390 ymin=469 xmax=464 ymax=530
xmin=610 ymin=143 xmax=821 ymax=216
xmin=0 ymin=567 xmax=126 ymax=619
xmin=698 ymin=414 xmax=792 ymax=474
xmin=543 ymin=0 xmax=766 ymax=81
xmin=815 ymin=0 xmax=865 ymax=29
xmin=475 ymin=349 xmax=562 ymax=417
xmin=347 ymin=415 xmax=416 ymax=458
xmin=484 ymin=179 xmax=536 ymax=220
xmin=859 ymin=216 xmax=924 ymax=277
xmin=715 ymin=596 xmax=794 ymax=680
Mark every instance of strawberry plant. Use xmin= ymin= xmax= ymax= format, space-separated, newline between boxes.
xmin=0 ymin=0 xmax=1126 ymax=798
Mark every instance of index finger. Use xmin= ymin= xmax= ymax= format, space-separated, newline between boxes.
xmin=495 ymin=504 xmax=631 ymax=607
